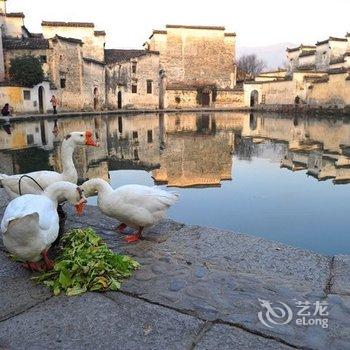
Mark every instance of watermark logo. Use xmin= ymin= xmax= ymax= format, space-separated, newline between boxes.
xmin=258 ymin=299 xmax=293 ymax=328
xmin=258 ymin=299 xmax=329 ymax=329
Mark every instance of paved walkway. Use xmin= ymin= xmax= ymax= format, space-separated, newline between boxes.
xmin=0 ymin=190 xmax=349 ymax=349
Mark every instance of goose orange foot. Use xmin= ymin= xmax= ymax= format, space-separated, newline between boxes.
xmin=115 ymin=223 xmax=127 ymax=234
xmin=22 ymin=261 xmax=42 ymax=272
xmin=124 ymin=228 xmax=143 ymax=243
xmin=40 ymin=249 xmax=55 ymax=271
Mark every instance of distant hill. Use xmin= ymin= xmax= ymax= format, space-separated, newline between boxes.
xmin=237 ymin=43 xmax=297 ymax=71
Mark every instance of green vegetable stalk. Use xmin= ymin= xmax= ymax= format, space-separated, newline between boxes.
xmin=32 ymin=227 xmax=140 ymax=296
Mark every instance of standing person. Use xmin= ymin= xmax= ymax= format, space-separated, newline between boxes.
xmin=50 ymin=95 xmax=58 ymax=114
xmin=1 ymin=103 xmax=11 ymax=116
xmin=1 ymin=103 xmax=11 ymax=134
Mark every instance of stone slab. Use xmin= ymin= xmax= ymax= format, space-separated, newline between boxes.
xmin=157 ymin=225 xmax=331 ymax=292
xmin=0 ymin=292 xmax=203 ymax=350
xmin=68 ymin=213 xmax=330 ymax=293
xmin=0 ymin=253 xmax=51 ymax=321
xmin=116 ymin=252 xmax=350 ymax=349
xmin=332 ymin=255 xmax=350 ymax=295
xmin=195 ymin=324 xmax=294 ymax=350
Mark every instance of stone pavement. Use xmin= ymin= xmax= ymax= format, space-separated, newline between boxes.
xmin=0 ymin=191 xmax=350 ymax=349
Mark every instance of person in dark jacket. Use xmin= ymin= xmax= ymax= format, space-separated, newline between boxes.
xmin=1 ymin=103 xmax=11 ymax=134
xmin=1 ymin=103 xmax=11 ymax=116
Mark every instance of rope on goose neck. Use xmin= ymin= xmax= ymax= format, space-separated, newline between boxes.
xmin=18 ymin=175 xmax=44 ymax=196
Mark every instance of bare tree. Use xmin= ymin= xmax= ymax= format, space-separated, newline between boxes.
xmin=237 ymin=54 xmax=266 ymax=77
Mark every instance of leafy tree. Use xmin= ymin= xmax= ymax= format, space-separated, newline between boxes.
xmin=237 ymin=54 xmax=266 ymax=77
xmin=9 ymin=56 xmax=44 ymax=87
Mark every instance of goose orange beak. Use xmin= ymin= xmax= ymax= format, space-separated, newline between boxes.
xmin=75 ymin=198 xmax=87 ymax=216
xmin=85 ymin=131 xmax=98 ymax=147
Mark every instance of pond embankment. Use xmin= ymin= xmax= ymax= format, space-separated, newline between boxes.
xmin=0 ymin=189 xmax=349 ymax=349
xmin=0 ymin=107 xmax=250 ymax=123
xmin=252 ymin=104 xmax=350 ymax=117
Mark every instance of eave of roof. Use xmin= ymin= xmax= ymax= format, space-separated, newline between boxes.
xmin=3 ymin=37 xmax=49 ymax=50
xmin=287 ymin=45 xmax=315 ymax=53
xmin=299 ymin=50 xmax=316 ymax=57
xmin=316 ymin=37 xmax=347 ymax=46
xmin=104 ymin=49 xmax=159 ymax=64
xmin=149 ymin=30 xmax=167 ymax=40
xmin=52 ymin=35 xmax=83 ymax=45
xmin=94 ymin=30 xmax=106 ymax=36
xmin=6 ymin=12 xmax=25 ymax=18
xmin=83 ymin=57 xmax=105 ymax=66
xmin=42 ymin=21 xmax=94 ymax=28
xmin=166 ymin=24 xmax=225 ymax=30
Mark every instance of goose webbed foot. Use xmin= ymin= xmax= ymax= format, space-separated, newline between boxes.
xmin=124 ymin=228 xmax=143 ymax=243
xmin=40 ymin=250 xmax=55 ymax=271
xmin=22 ymin=261 xmax=42 ymax=272
xmin=115 ymin=223 xmax=127 ymax=234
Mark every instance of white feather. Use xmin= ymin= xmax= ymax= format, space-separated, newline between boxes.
xmin=81 ymin=180 xmax=179 ymax=230
xmin=1 ymin=194 xmax=59 ymax=262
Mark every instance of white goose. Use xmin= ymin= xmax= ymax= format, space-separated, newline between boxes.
xmin=0 ymin=131 xmax=97 ymax=198
xmin=81 ymin=178 xmax=179 ymax=243
xmin=1 ymin=181 xmax=87 ymax=271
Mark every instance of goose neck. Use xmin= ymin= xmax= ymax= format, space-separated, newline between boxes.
xmin=60 ymin=140 xmax=77 ymax=178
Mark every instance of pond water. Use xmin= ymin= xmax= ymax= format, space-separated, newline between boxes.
xmin=1 ymin=112 xmax=350 ymax=255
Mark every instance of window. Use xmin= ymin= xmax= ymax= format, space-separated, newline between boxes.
xmin=132 ymin=131 xmax=138 ymax=139
xmin=147 ymin=130 xmax=153 ymax=143
xmin=132 ymin=84 xmax=137 ymax=93
xmin=147 ymin=80 xmax=153 ymax=94
xmin=132 ymin=61 xmax=137 ymax=74
xmin=40 ymin=55 xmax=47 ymax=63
xmin=23 ymin=90 xmax=31 ymax=100
xmin=60 ymin=78 xmax=66 ymax=89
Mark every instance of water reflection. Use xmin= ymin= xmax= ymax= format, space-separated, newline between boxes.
xmin=2 ymin=112 xmax=350 ymax=254
xmin=2 ymin=112 xmax=350 ymax=187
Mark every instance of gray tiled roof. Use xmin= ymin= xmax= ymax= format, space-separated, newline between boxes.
xmin=299 ymin=50 xmax=316 ymax=57
xmin=3 ymin=37 xmax=49 ymax=50
xmin=42 ymin=21 xmax=94 ymax=28
xmin=104 ymin=49 xmax=159 ymax=64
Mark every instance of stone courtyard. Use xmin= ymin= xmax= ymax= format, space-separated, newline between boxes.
xmin=0 ymin=189 xmax=350 ymax=349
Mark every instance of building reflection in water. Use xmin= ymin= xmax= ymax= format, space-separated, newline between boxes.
xmin=1 ymin=112 xmax=350 ymax=186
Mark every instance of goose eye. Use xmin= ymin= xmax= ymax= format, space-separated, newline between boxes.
xmin=80 ymin=134 xmax=84 ymax=137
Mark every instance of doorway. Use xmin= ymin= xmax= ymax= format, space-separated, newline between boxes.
xmin=38 ymin=86 xmax=44 ymax=113
xmin=250 ymin=90 xmax=259 ymax=107
xmin=117 ymin=91 xmax=122 ymax=109
xmin=202 ymin=92 xmax=210 ymax=106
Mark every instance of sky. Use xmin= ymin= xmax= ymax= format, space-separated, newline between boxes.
xmin=8 ymin=0 xmax=350 ymax=50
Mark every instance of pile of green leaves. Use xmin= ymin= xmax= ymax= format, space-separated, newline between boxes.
xmin=33 ymin=228 xmax=140 ymax=296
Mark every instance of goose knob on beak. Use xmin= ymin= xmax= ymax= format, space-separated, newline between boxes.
xmin=85 ymin=131 xmax=98 ymax=147
xmin=75 ymin=198 xmax=87 ymax=216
